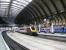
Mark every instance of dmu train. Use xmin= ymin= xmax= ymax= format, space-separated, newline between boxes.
xmin=17 ymin=26 xmax=38 ymax=36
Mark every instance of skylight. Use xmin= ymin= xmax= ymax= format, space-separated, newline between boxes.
xmin=0 ymin=0 xmax=32 ymax=17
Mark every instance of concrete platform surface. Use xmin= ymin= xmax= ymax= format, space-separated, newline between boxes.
xmin=38 ymin=32 xmax=66 ymax=37
xmin=7 ymin=32 xmax=66 ymax=50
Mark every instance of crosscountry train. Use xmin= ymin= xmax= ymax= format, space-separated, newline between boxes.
xmin=17 ymin=26 xmax=38 ymax=36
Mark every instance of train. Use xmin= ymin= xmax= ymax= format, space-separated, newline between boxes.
xmin=16 ymin=26 xmax=38 ymax=36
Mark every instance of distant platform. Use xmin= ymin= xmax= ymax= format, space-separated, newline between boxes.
xmin=38 ymin=32 xmax=66 ymax=37
xmin=38 ymin=32 xmax=66 ymax=41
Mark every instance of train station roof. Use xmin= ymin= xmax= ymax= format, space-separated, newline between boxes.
xmin=0 ymin=0 xmax=66 ymax=24
xmin=0 ymin=0 xmax=32 ymax=17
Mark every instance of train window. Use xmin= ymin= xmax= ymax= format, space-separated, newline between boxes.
xmin=31 ymin=27 xmax=35 ymax=30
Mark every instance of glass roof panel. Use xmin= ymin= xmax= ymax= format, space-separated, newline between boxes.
xmin=12 ymin=4 xmax=24 ymax=8
xmin=1 ymin=5 xmax=9 ymax=7
xmin=12 ymin=1 xmax=27 ymax=7
xmin=0 ymin=3 xmax=9 ymax=5
xmin=11 ymin=6 xmax=23 ymax=9
xmin=0 ymin=7 xmax=8 ymax=9
xmin=0 ymin=0 xmax=32 ymax=17
xmin=17 ymin=0 xmax=32 ymax=2
xmin=0 ymin=0 xmax=10 ymax=2
xmin=12 ymin=8 xmax=20 ymax=11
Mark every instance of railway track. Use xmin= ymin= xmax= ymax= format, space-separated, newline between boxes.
xmin=1 ymin=31 xmax=66 ymax=50
xmin=2 ymin=31 xmax=29 ymax=50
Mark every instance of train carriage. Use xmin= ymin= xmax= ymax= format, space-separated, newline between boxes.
xmin=17 ymin=26 xmax=38 ymax=36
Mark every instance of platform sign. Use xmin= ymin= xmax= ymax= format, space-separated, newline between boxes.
xmin=53 ymin=25 xmax=64 ymax=33
xmin=40 ymin=27 xmax=50 ymax=33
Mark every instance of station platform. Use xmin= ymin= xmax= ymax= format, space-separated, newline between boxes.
xmin=7 ymin=32 xmax=66 ymax=50
xmin=38 ymin=32 xmax=66 ymax=37
xmin=37 ymin=32 xmax=66 ymax=41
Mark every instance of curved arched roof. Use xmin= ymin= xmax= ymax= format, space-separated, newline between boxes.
xmin=16 ymin=0 xmax=66 ymax=25
xmin=0 ymin=0 xmax=66 ymax=25
xmin=0 ymin=0 xmax=32 ymax=23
